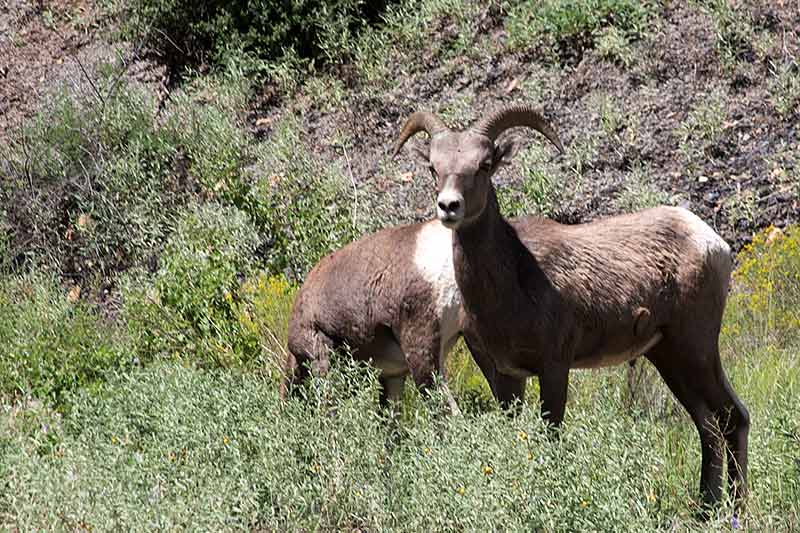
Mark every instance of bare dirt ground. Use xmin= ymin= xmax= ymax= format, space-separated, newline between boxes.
xmin=0 ymin=0 xmax=167 ymax=141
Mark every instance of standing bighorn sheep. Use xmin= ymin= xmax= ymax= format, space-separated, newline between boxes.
xmin=282 ymin=217 xmax=465 ymax=410
xmin=392 ymin=105 xmax=749 ymax=507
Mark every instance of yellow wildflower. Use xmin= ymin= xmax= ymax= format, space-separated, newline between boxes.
xmin=483 ymin=465 xmax=494 ymax=475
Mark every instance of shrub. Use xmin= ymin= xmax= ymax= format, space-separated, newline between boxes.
xmin=726 ymin=225 xmax=800 ymax=348
xmin=676 ymin=86 xmax=728 ymax=165
xmin=248 ymin=115 xmax=361 ymax=280
xmin=612 ymin=163 xmax=672 ymax=213
xmin=0 ymin=273 xmax=127 ymax=406
xmin=497 ymin=141 xmax=568 ymax=218
xmin=769 ymin=61 xmax=800 ymax=118
xmin=5 ymin=357 xmax=797 ymax=531
xmin=0 ymin=71 xmax=261 ymax=284
xmin=236 ymin=273 xmax=298 ymax=381
xmin=122 ymin=203 xmax=262 ymax=368
xmin=697 ymin=0 xmax=758 ymax=65
xmin=505 ymin=0 xmax=654 ymax=63
xmin=117 ymin=0 xmax=397 ymax=74
xmin=0 ymin=82 xmax=183 ymax=281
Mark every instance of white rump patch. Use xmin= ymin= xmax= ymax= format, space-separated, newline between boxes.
xmin=668 ymin=207 xmax=732 ymax=273
xmin=413 ymin=221 xmax=463 ymax=353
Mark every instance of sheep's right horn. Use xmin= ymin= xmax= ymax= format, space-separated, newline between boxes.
xmin=391 ymin=111 xmax=448 ymax=158
xmin=472 ymin=105 xmax=564 ymax=153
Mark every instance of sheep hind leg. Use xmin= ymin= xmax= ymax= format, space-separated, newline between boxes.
xmin=646 ymin=339 xmax=747 ymax=509
xmin=720 ymin=369 xmax=750 ymax=504
xmin=398 ymin=324 xmax=462 ymax=415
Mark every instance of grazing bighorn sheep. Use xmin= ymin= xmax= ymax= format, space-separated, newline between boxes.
xmin=392 ymin=105 xmax=750 ymax=507
xmin=282 ymin=218 xmax=467 ymax=410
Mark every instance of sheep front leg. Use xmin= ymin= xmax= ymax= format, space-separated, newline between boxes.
xmin=538 ymin=365 xmax=570 ymax=426
xmin=492 ymin=372 xmax=527 ymax=414
xmin=464 ymin=336 xmax=525 ymax=413
xmin=399 ymin=325 xmax=460 ymax=415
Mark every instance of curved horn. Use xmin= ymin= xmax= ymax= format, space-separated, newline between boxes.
xmin=472 ymin=105 xmax=564 ymax=153
xmin=391 ymin=111 xmax=448 ymax=158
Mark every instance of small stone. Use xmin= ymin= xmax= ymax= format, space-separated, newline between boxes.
xmin=67 ymin=285 xmax=80 ymax=303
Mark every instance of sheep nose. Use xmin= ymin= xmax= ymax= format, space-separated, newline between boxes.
xmin=436 ymin=190 xmax=465 ymax=226
xmin=438 ymin=198 xmax=460 ymax=213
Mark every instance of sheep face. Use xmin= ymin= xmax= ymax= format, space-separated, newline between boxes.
xmin=428 ymin=131 xmax=500 ymax=229
xmin=392 ymin=107 xmax=562 ymax=231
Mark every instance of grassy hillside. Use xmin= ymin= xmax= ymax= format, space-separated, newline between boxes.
xmin=1 ymin=0 xmax=799 ymax=530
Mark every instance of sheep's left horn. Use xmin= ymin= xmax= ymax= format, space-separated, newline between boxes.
xmin=391 ymin=111 xmax=448 ymax=158
xmin=472 ymin=105 xmax=564 ymax=153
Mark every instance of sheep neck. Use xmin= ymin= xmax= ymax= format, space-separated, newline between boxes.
xmin=451 ymin=184 xmax=525 ymax=314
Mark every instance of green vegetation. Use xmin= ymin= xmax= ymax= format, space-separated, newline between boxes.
xmin=3 ymin=0 xmax=799 ymax=530
xmin=2 ymin=224 xmax=799 ymax=530
xmin=497 ymin=142 xmax=571 ymax=218
xmin=505 ymin=0 xmax=654 ymax=63
xmin=612 ymin=163 xmax=672 ymax=213
xmin=675 ymin=86 xmax=728 ymax=169
xmin=116 ymin=0 xmax=396 ymax=73
xmin=0 ymin=272 xmax=128 ymax=406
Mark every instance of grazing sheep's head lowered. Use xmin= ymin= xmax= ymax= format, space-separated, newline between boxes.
xmin=391 ymin=106 xmax=564 ymax=229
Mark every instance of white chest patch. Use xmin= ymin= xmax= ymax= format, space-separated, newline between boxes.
xmin=413 ymin=221 xmax=463 ymax=350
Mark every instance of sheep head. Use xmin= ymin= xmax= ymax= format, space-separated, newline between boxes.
xmin=393 ymin=105 xmax=564 ymax=229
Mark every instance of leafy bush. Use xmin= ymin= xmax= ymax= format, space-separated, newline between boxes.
xmin=497 ymin=141 xmax=569 ymax=218
xmin=122 ymin=203 xmax=262 ymax=368
xmin=505 ymin=0 xmax=654 ymax=63
xmin=236 ymin=273 xmax=298 ymax=381
xmin=249 ymin=115 xmax=361 ymax=280
xmin=612 ymin=163 xmax=672 ymax=213
xmin=0 ymin=72 xmax=259 ymax=287
xmin=3 ymin=225 xmax=800 ymax=530
xmin=769 ymin=61 xmax=800 ymax=118
xmin=351 ymin=0 xmax=489 ymax=84
xmin=726 ymin=225 xmax=800 ymax=348
xmin=0 ymin=82 xmax=182 ymax=280
xmin=676 ymin=86 xmax=728 ymax=166
xmin=118 ymin=0 xmax=397 ymax=74
xmin=0 ymin=273 xmax=127 ymax=405
xmin=3 ymin=355 xmax=797 ymax=531
xmin=698 ymin=0 xmax=758 ymax=65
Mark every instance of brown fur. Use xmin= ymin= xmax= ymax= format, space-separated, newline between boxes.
xmin=282 ymin=220 xmax=460 ymax=408
xmin=397 ymin=107 xmax=750 ymax=508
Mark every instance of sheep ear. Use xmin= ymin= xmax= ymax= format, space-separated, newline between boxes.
xmin=409 ymin=141 xmax=431 ymax=164
xmin=493 ymin=135 xmax=524 ymax=168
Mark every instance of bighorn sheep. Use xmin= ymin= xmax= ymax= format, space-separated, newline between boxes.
xmin=392 ymin=105 xmax=750 ymax=507
xmin=282 ymin=218 xmax=467 ymax=410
